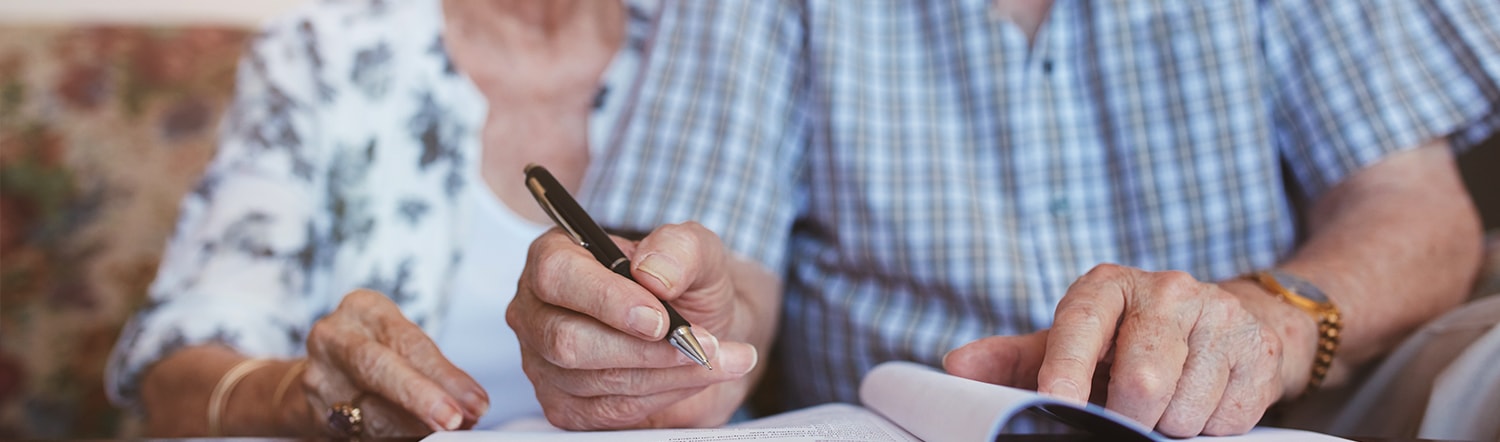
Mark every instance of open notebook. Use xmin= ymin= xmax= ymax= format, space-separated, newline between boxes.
xmin=423 ymin=361 xmax=1351 ymax=441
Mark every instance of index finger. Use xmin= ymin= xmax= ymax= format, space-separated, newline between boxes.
xmin=309 ymin=317 xmax=466 ymax=432
xmin=523 ymin=229 xmax=669 ymax=340
xmin=339 ymin=290 xmax=489 ymax=418
xmin=510 ymin=292 xmax=721 ymax=370
xmin=1037 ymin=265 xmax=1132 ymax=403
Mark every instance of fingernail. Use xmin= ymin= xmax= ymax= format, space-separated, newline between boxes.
xmin=721 ymin=345 xmax=758 ymax=375
xmin=1045 ymin=380 xmax=1084 ymax=404
xmin=628 ymin=305 xmax=664 ymax=338
xmin=432 ymin=401 xmax=464 ymax=431
xmin=463 ymin=390 xmax=489 ymax=418
xmin=635 ymin=253 xmax=680 ymax=291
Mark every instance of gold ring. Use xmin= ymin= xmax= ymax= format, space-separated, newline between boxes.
xmin=326 ymin=393 xmax=366 ymax=438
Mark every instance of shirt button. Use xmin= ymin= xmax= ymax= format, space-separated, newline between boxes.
xmin=1049 ymin=197 xmax=1069 ymax=216
xmin=1042 ymin=59 xmax=1054 ymax=74
xmin=591 ymin=85 xmax=610 ymax=111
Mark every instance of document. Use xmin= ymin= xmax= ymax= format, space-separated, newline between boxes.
xmin=423 ymin=361 xmax=1351 ymax=442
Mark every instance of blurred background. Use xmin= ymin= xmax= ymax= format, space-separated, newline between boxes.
xmin=0 ymin=0 xmax=1496 ymax=439
xmin=0 ymin=1 xmax=302 ymax=437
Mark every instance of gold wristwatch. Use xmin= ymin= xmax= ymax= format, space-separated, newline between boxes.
xmin=1248 ymin=270 xmax=1342 ymax=396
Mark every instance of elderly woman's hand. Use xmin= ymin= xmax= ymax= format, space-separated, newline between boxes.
xmin=300 ymin=289 xmax=490 ymax=436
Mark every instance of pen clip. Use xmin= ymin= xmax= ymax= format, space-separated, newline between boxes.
xmin=525 ymin=172 xmax=589 ymax=248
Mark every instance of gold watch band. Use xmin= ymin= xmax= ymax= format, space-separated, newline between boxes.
xmin=1248 ymin=271 xmax=1342 ymax=397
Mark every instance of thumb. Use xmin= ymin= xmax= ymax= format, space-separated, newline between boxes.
xmin=630 ymin=222 xmax=730 ymax=302
xmin=943 ymin=329 xmax=1050 ymax=390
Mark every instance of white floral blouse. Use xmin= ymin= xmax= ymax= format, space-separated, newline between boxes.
xmin=105 ymin=0 xmax=654 ymax=407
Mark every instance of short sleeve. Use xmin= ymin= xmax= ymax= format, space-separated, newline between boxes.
xmin=1263 ymin=0 xmax=1500 ymax=200
xmin=584 ymin=0 xmax=809 ymax=274
xmin=103 ymin=14 xmax=329 ymax=409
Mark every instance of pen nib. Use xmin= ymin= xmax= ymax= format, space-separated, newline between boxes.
xmin=668 ymin=326 xmax=713 ymax=370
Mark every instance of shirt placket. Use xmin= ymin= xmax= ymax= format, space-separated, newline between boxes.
xmin=995 ymin=5 xmax=1072 ymax=330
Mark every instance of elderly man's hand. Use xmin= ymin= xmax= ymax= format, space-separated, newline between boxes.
xmin=508 ymin=222 xmax=761 ymax=429
xmin=944 ymin=264 xmax=1318 ymax=437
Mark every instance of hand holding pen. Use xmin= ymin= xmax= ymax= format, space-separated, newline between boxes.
xmin=506 ymin=164 xmax=762 ymax=430
xmin=524 ymin=165 xmax=712 ymax=369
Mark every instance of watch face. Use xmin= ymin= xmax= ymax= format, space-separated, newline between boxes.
xmin=1269 ymin=270 xmax=1330 ymax=303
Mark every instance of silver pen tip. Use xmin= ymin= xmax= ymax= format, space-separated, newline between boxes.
xmin=668 ymin=326 xmax=712 ymax=370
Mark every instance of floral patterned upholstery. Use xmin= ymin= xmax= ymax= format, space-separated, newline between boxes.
xmin=0 ymin=25 xmax=249 ymax=438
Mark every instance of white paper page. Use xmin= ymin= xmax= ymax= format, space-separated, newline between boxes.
xmin=421 ymin=403 xmax=919 ymax=442
xmin=860 ymin=361 xmax=1151 ymax=441
xmin=1210 ymin=427 xmax=1356 ymax=442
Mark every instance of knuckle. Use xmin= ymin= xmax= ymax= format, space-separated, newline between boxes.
xmin=541 ymin=320 xmax=582 ymax=369
xmin=543 ymin=408 xmax=584 ymax=431
xmin=345 ymin=289 xmax=381 ymax=307
xmin=519 ymin=349 xmax=547 ymax=383
xmin=1112 ymin=369 xmax=1174 ymax=404
xmin=531 ymin=256 xmax=571 ymax=303
xmin=1043 ymin=352 xmax=1096 ymax=379
xmin=343 ymin=289 xmax=397 ymax=317
xmin=1081 ymin=263 xmax=1130 ymax=281
xmin=525 ymin=232 xmax=548 ymax=263
xmin=351 ymin=341 xmax=392 ymax=381
xmin=527 ymin=230 xmax=569 ymax=264
xmin=1154 ymin=271 xmax=1202 ymax=297
xmin=652 ymin=223 xmax=701 ymax=252
xmin=1157 ymin=270 xmax=1197 ymax=285
xmin=1054 ymin=303 xmax=1107 ymax=331
xmin=307 ymin=320 xmax=336 ymax=347
xmin=679 ymin=222 xmax=722 ymax=247
xmin=505 ymin=297 xmax=526 ymax=333
xmin=663 ymin=221 xmax=724 ymax=255
xmin=386 ymin=327 xmax=428 ymax=356
xmin=301 ymin=362 xmax=331 ymax=395
xmin=589 ymin=368 xmax=634 ymax=395
xmin=1202 ymin=393 xmax=1266 ymax=436
xmin=1156 ymin=416 xmax=1202 ymax=439
xmin=663 ymin=221 xmax=703 ymax=239
xmin=593 ymin=396 xmax=648 ymax=428
xmin=306 ymin=318 xmax=355 ymax=357
xmin=339 ymin=289 xmax=374 ymax=310
xmin=1203 ymin=414 xmax=1257 ymax=436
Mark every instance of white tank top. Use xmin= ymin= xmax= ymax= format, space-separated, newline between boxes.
xmin=433 ymin=182 xmax=549 ymax=428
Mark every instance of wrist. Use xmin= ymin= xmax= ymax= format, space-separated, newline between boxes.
xmin=268 ymin=360 xmax=317 ymax=435
xmin=235 ymin=359 xmax=318 ymax=436
xmin=1217 ymin=279 xmax=1320 ymax=400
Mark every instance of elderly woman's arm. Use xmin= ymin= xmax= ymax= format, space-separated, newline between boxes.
xmin=107 ymin=11 xmax=488 ymax=436
xmin=138 ymin=291 xmax=488 ymax=436
xmin=138 ymin=347 xmax=307 ymax=435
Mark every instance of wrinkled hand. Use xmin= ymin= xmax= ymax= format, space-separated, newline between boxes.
xmin=508 ymin=222 xmax=760 ymax=430
xmin=302 ymin=290 xmax=489 ymax=436
xmin=945 ymin=264 xmax=1315 ymax=437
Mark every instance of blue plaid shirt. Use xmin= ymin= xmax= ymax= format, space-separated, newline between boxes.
xmin=582 ymin=0 xmax=1500 ymax=411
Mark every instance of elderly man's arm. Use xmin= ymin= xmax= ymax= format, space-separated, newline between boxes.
xmin=1229 ymin=139 xmax=1483 ymax=391
xmin=947 ymin=138 xmax=1483 ymax=436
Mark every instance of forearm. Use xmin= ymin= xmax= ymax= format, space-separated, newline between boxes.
xmin=140 ymin=345 xmax=313 ymax=436
xmin=1256 ymin=140 xmax=1482 ymax=389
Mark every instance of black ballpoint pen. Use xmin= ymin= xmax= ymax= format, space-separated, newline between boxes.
xmin=523 ymin=164 xmax=713 ymax=370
